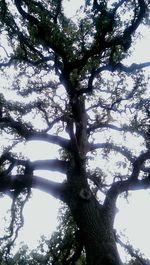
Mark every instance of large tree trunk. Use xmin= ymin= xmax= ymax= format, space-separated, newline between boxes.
xmin=71 ymin=197 xmax=122 ymax=265
xmin=67 ymin=170 xmax=122 ymax=265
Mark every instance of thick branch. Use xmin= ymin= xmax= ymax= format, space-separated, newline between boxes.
xmin=104 ymin=176 xmax=150 ymax=214
xmin=131 ymin=151 xmax=150 ymax=180
xmin=31 ymin=159 xmax=68 ymax=174
xmin=90 ymin=142 xmax=134 ymax=162
xmin=0 ymin=117 xmax=31 ymax=138
xmin=0 ymin=173 xmax=67 ymax=202
xmin=0 ymin=153 xmax=68 ymax=174
xmin=104 ymin=151 xmax=150 ymax=210
xmin=123 ymin=0 xmax=147 ymax=38
xmin=0 ymin=117 xmax=70 ymax=149
xmin=87 ymin=123 xmax=125 ymax=134
xmin=14 ymin=0 xmax=67 ymax=60
xmin=28 ymin=132 xmax=70 ymax=149
xmin=114 ymin=62 xmax=150 ymax=72
xmin=78 ymin=0 xmax=148 ymax=94
xmin=32 ymin=175 xmax=67 ymax=201
xmin=85 ymin=62 xmax=150 ymax=93
xmin=106 ymin=0 xmax=147 ymax=51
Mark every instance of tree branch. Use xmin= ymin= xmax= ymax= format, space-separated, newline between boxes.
xmin=114 ymin=62 xmax=150 ymax=73
xmin=0 ymin=173 xmax=67 ymax=202
xmin=116 ymin=233 xmax=150 ymax=265
xmin=87 ymin=123 xmax=125 ymax=134
xmin=130 ymin=151 xmax=150 ymax=180
xmin=14 ymin=0 xmax=67 ymax=60
xmin=0 ymin=117 xmax=70 ymax=149
xmin=90 ymin=142 xmax=134 ymax=162
xmin=104 ymin=151 xmax=150 ymax=211
xmin=0 ymin=153 xmax=68 ymax=174
xmin=31 ymin=159 xmax=68 ymax=174
xmin=85 ymin=62 xmax=150 ymax=93
xmin=28 ymin=131 xmax=70 ymax=149
xmin=0 ymin=117 xmax=32 ymax=138
xmin=67 ymin=0 xmax=148 ymax=74
xmin=32 ymin=175 xmax=67 ymax=201
xmin=106 ymin=0 xmax=147 ymax=51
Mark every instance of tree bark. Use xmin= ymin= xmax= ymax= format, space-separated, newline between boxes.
xmin=71 ymin=196 xmax=122 ymax=265
xmin=67 ymin=170 xmax=122 ymax=265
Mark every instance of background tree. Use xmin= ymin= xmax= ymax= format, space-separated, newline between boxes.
xmin=0 ymin=0 xmax=150 ymax=264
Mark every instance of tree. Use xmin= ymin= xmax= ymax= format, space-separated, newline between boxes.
xmin=0 ymin=0 xmax=150 ymax=264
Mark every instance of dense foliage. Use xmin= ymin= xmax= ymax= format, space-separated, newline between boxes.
xmin=0 ymin=0 xmax=150 ymax=264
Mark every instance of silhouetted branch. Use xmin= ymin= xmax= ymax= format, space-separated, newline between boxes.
xmin=87 ymin=123 xmax=126 ymax=134
xmin=0 ymin=173 xmax=67 ymax=201
xmin=85 ymin=62 xmax=150 ymax=93
xmin=0 ymin=117 xmax=70 ymax=149
xmin=131 ymin=151 xmax=150 ymax=180
xmin=0 ymin=153 xmax=68 ymax=174
xmin=0 ymin=189 xmax=31 ymax=257
xmin=104 ymin=151 xmax=150 ymax=210
xmin=32 ymin=175 xmax=67 ymax=201
xmin=116 ymin=233 xmax=150 ymax=265
xmin=90 ymin=142 xmax=134 ymax=162
xmin=14 ymin=0 xmax=67 ymax=60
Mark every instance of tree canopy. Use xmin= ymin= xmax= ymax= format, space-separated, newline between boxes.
xmin=0 ymin=0 xmax=150 ymax=264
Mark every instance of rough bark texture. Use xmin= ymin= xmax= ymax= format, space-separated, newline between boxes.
xmin=71 ymin=198 xmax=122 ymax=265
xmin=65 ymin=168 xmax=122 ymax=265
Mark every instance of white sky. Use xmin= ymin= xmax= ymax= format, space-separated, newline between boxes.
xmin=115 ymin=191 xmax=150 ymax=260
xmin=0 ymin=0 xmax=150 ymax=262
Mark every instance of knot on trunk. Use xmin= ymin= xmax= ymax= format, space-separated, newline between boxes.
xmin=79 ymin=188 xmax=92 ymax=200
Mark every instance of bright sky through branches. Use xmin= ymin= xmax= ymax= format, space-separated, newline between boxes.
xmin=0 ymin=0 xmax=150 ymax=262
